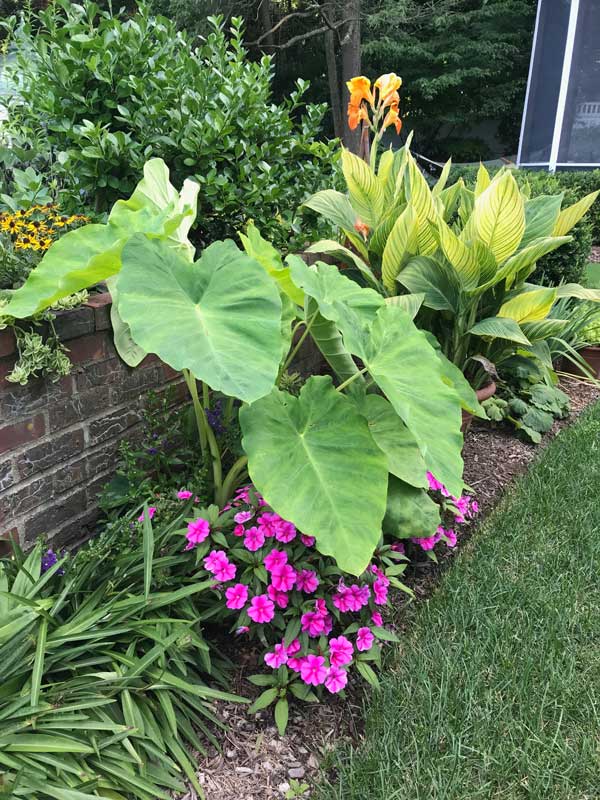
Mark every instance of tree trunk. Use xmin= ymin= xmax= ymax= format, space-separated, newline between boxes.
xmin=323 ymin=2 xmax=343 ymax=140
xmin=340 ymin=0 xmax=361 ymax=153
xmin=258 ymin=0 xmax=274 ymax=50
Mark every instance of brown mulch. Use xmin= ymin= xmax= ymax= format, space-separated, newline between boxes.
xmin=179 ymin=378 xmax=600 ymax=800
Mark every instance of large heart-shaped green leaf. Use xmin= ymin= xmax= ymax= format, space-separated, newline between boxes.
xmin=3 ymin=158 xmax=198 ymax=319
xmin=383 ymin=476 xmax=440 ymax=539
xmin=239 ymin=223 xmax=304 ymax=305
xmin=336 ymin=304 xmax=464 ymax=497
xmin=288 ymin=256 xmax=383 ymax=325
xmin=240 ymin=376 xmax=388 ymax=575
xmin=357 ymin=394 xmax=427 ymax=487
xmin=117 ymin=235 xmax=283 ymax=403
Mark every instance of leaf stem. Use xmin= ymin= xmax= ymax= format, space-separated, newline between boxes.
xmin=336 ymin=367 xmax=368 ymax=392
xmin=280 ymin=311 xmax=318 ymax=379
xmin=183 ymin=369 xmax=207 ymax=458
xmin=218 ymin=455 xmax=249 ymax=507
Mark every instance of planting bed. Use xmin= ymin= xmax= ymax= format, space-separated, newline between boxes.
xmin=175 ymin=378 xmax=600 ymax=800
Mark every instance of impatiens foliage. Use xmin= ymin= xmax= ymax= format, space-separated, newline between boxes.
xmin=174 ymin=479 xmax=477 ymax=733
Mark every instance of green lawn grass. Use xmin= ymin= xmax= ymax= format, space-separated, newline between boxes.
xmin=584 ymin=261 xmax=600 ymax=288
xmin=317 ymin=403 xmax=600 ymax=800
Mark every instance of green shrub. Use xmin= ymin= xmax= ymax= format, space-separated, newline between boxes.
xmin=6 ymin=0 xmax=337 ymax=250
xmin=450 ymin=164 xmax=599 ymax=285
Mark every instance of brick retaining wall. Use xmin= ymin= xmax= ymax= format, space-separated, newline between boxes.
xmin=0 ymin=293 xmax=185 ymax=552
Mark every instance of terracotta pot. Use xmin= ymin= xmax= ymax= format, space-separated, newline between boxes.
xmin=461 ymin=381 xmax=497 ymax=434
xmin=562 ymin=346 xmax=600 ymax=380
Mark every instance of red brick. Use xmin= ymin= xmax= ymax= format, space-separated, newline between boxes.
xmin=0 ymin=414 xmax=46 ymax=454
xmin=48 ymin=387 xmax=111 ymax=432
xmin=86 ymin=291 xmax=112 ymax=331
xmin=16 ymin=428 xmax=85 ymax=479
xmin=0 ymin=528 xmax=17 ymax=556
xmin=0 ymin=477 xmax=46 ymax=525
xmin=0 ymin=329 xmax=15 ymax=358
xmin=65 ymin=332 xmax=109 ymax=365
xmin=23 ymin=487 xmax=87 ymax=544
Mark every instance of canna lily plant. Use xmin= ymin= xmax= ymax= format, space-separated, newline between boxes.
xmin=346 ymin=73 xmax=403 ymax=169
xmin=304 ymin=81 xmax=600 ymax=388
xmin=1 ymin=159 xmax=477 ymax=576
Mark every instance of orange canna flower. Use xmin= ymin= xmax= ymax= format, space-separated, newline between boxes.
xmin=353 ymin=218 xmax=370 ymax=240
xmin=383 ymin=103 xmax=402 ymax=135
xmin=374 ymin=73 xmax=402 ymax=107
xmin=346 ymin=76 xmax=374 ymax=107
xmin=347 ymin=102 xmax=370 ymax=131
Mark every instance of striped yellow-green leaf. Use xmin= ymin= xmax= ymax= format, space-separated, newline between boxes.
xmin=381 ymin=205 xmax=419 ymax=292
xmin=434 ymin=217 xmax=480 ymax=290
xmin=553 ymin=190 xmax=600 ymax=236
xmin=302 ymin=189 xmax=358 ymax=232
xmin=555 ymin=283 xmax=600 ymax=301
xmin=505 ymin=235 xmax=572 ymax=287
xmin=341 ymin=148 xmax=384 ymax=227
xmin=474 ymin=163 xmax=491 ymax=196
xmin=397 ymin=255 xmax=460 ymax=313
xmin=384 ymin=292 xmax=424 ymax=319
xmin=406 ymin=154 xmax=438 ymax=254
xmin=520 ymin=194 xmax=563 ymax=248
xmin=304 ymin=240 xmax=378 ymax=289
xmin=499 ymin=286 xmax=557 ymax=323
xmin=432 ymin=158 xmax=452 ymax=197
xmin=439 ymin=179 xmax=462 ymax=222
xmin=472 ymin=171 xmax=525 ymax=264
xmin=469 ymin=316 xmax=531 ymax=345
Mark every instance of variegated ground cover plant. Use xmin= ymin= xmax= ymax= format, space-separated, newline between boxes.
xmin=303 ymin=75 xmax=600 ymax=392
xmin=2 ymin=158 xmax=477 ymax=577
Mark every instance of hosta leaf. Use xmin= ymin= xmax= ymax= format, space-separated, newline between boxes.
xmin=240 ymin=376 xmax=388 ymax=575
xmin=356 ymin=393 xmax=427 ymax=487
xmin=117 ymin=235 xmax=283 ymax=402
xmin=304 ymin=240 xmax=378 ymax=288
xmin=499 ymin=286 xmax=557 ymax=323
xmin=239 ymin=223 xmax=304 ymax=305
xmin=469 ymin=316 xmax=531 ymax=345
xmin=553 ymin=190 xmax=600 ymax=236
xmin=434 ymin=218 xmax=480 ymax=290
xmin=341 ymin=148 xmax=384 ymax=227
xmin=472 ymin=172 xmax=525 ymax=264
xmin=397 ymin=256 xmax=459 ymax=313
xmin=383 ymin=476 xmax=441 ymax=539
xmin=336 ymin=304 xmax=464 ymax=496
xmin=520 ymin=194 xmax=563 ymax=248
xmin=302 ymin=189 xmax=358 ymax=232
xmin=381 ymin=205 xmax=419 ymax=292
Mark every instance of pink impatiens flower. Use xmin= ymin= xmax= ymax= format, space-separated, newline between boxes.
xmin=373 ymin=578 xmax=389 ymax=605
xmin=264 ymin=549 xmax=288 ymax=572
xmin=287 ymin=655 xmax=305 ymax=672
xmin=225 ymin=583 xmax=249 ymax=610
xmin=214 ymin=560 xmax=236 ymax=582
xmin=274 ymin=520 xmax=296 ymax=543
xmin=185 ymin=517 xmax=211 ymax=549
xmin=295 ymin=569 xmax=319 ymax=593
xmin=247 ymin=594 xmax=275 ymax=624
xmin=300 ymin=654 xmax=327 ymax=686
xmin=204 ymin=549 xmax=228 ymax=573
xmin=324 ymin=665 xmax=348 ymax=694
xmin=371 ymin=612 xmax=383 ymax=627
xmin=244 ymin=526 xmax=265 ymax=552
xmin=264 ymin=642 xmax=288 ymax=669
xmin=442 ymin=528 xmax=457 ymax=547
xmin=270 ymin=562 xmax=296 ymax=592
xmin=138 ymin=506 xmax=156 ymax=522
xmin=356 ymin=627 xmax=375 ymax=652
xmin=300 ymin=534 xmax=316 ymax=547
xmin=257 ymin=512 xmax=282 ymax=538
xmin=177 ymin=490 xmax=193 ymax=500
xmin=234 ymin=510 xmax=254 ymax=524
xmin=347 ymin=584 xmax=370 ymax=611
xmin=332 ymin=585 xmax=353 ymax=612
xmin=411 ymin=535 xmax=437 ymax=551
xmin=301 ymin=611 xmax=327 ymax=638
xmin=391 ymin=542 xmax=406 ymax=554
xmin=328 ymin=635 xmax=353 ymax=667
xmin=234 ymin=524 xmax=245 ymax=537
xmin=267 ymin=584 xmax=289 ymax=609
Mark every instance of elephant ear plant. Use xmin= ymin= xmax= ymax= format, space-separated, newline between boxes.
xmin=304 ymin=131 xmax=600 ymax=389
xmin=4 ymin=159 xmax=474 ymax=576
